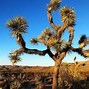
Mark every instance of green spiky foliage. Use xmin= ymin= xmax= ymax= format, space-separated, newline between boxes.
xmin=48 ymin=0 xmax=61 ymax=11
xmin=47 ymin=38 xmax=58 ymax=47
xmin=38 ymin=28 xmax=53 ymax=39
xmin=30 ymin=28 xmax=59 ymax=47
xmin=52 ymin=40 xmax=71 ymax=53
xmin=9 ymin=54 xmax=21 ymax=65
xmin=60 ymin=7 xmax=75 ymax=26
xmin=38 ymin=28 xmax=59 ymax=47
xmin=6 ymin=16 xmax=28 ymax=36
xmin=52 ymin=40 xmax=63 ymax=52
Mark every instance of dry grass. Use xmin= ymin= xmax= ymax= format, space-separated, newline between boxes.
xmin=0 ymin=60 xmax=89 ymax=89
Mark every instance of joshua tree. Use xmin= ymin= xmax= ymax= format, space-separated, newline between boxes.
xmin=6 ymin=0 xmax=89 ymax=89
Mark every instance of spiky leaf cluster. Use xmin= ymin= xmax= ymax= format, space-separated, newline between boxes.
xmin=60 ymin=7 xmax=75 ymax=26
xmin=78 ymin=35 xmax=87 ymax=44
xmin=53 ymin=40 xmax=67 ymax=52
xmin=9 ymin=54 xmax=21 ymax=63
xmin=53 ymin=40 xmax=71 ymax=53
xmin=30 ymin=38 xmax=38 ymax=45
xmin=37 ymin=28 xmax=59 ymax=47
xmin=47 ymin=38 xmax=58 ymax=47
xmin=48 ymin=0 xmax=61 ymax=11
xmin=6 ymin=17 xmax=28 ymax=36
xmin=38 ymin=28 xmax=53 ymax=40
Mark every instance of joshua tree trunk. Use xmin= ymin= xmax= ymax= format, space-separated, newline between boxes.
xmin=52 ymin=61 xmax=60 ymax=89
xmin=52 ymin=52 xmax=66 ymax=89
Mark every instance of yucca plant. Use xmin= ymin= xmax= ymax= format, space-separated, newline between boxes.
xmin=6 ymin=1 xmax=89 ymax=89
xmin=48 ymin=0 xmax=61 ymax=11
xmin=7 ymin=16 xmax=28 ymax=48
xmin=47 ymin=38 xmax=58 ymax=47
xmin=6 ymin=16 xmax=28 ymax=36
xmin=38 ymin=28 xmax=53 ymax=39
xmin=60 ymin=7 xmax=75 ymax=26
xmin=30 ymin=28 xmax=53 ymax=46
xmin=38 ymin=28 xmax=59 ymax=47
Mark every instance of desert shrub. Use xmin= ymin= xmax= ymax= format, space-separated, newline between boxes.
xmin=10 ymin=79 xmax=21 ymax=89
xmin=58 ymin=63 xmax=74 ymax=89
xmin=57 ymin=63 xmax=89 ymax=89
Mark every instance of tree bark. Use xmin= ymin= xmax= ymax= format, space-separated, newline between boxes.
xmin=16 ymin=33 xmax=26 ymax=49
xmin=67 ymin=26 xmax=74 ymax=44
xmin=52 ymin=52 xmax=67 ymax=89
xmin=57 ymin=23 xmax=68 ymax=38
xmin=70 ymin=46 xmax=89 ymax=57
xmin=52 ymin=61 xmax=60 ymax=89
xmin=47 ymin=10 xmax=57 ymax=31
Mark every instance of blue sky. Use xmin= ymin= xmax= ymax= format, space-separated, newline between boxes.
xmin=0 ymin=0 xmax=89 ymax=66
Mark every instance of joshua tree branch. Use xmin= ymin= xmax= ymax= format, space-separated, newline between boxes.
xmin=58 ymin=52 xmax=67 ymax=63
xmin=12 ymin=47 xmax=56 ymax=61
xmin=67 ymin=26 xmax=74 ymax=44
xmin=16 ymin=33 xmax=26 ymax=48
xmin=57 ymin=23 xmax=68 ymax=38
xmin=12 ymin=34 xmax=56 ymax=61
xmin=25 ymin=48 xmax=56 ymax=61
xmin=47 ymin=10 xmax=57 ymax=31
xmin=25 ymin=48 xmax=47 ymax=56
xmin=70 ymin=46 xmax=89 ymax=57
xmin=46 ymin=48 xmax=56 ymax=61
xmin=82 ymin=49 xmax=89 ymax=57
